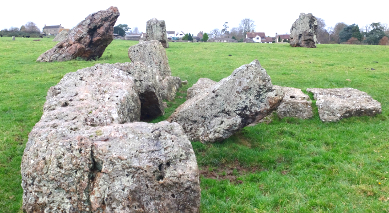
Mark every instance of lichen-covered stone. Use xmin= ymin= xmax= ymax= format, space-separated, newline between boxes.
xmin=307 ymin=88 xmax=382 ymax=122
xmin=146 ymin=18 xmax=169 ymax=48
xmin=168 ymin=60 xmax=283 ymax=143
xmin=128 ymin=40 xmax=181 ymax=101
xmin=21 ymin=64 xmax=200 ymax=212
xmin=37 ymin=7 xmax=119 ymax=62
xmin=274 ymin=85 xmax=313 ymax=119
xmin=290 ymin=13 xmax=318 ymax=48
xmin=187 ymin=78 xmax=217 ymax=100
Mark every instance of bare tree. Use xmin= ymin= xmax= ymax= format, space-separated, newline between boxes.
xmin=221 ymin=22 xmax=229 ymax=35
xmin=239 ymin=18 xmax=255 ymax=37
xmin=331 ymin=22 xmax=347 ymax=43
xmin=25 ymin=22 xmax=40 ymax=33
xmin=133 ymin=27 xmax=139 ymax=34
xmin=209 ymin=28 xmax=221 ymax=38
xmin=230 ymin=27 xmax=244 ymax=40
xmin=8 ymin=27 xmax=19 ymax=32
xmin=316 ymin=18 xmax=329 ymax=44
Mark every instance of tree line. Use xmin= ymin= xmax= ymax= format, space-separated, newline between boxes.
xmin=1 ymin=22 xmax=41 ymax=37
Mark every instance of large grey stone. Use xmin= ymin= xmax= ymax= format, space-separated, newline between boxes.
xmin=290 ymin=13 xmax=318 ymax=48
xmin=187 ymin=78 xmax=217 ymax=100
xmin=128 ymin=40 xmax=181 ymax=101
xmin=168 ymin=60 xmax=283 ymax=143
xmin=53 ymin=29 xmax=69 ymax=42
xmin=21 ymin=64 xmax=200 ymax=212
xmin=146 ymin=18 xmax=169 ymax=48
xmin=37 ymin=7 xmax=119 ymax=62
xmin=307 ymin=88 xmax=382 ymax=122
xmin=274 ymin=85 xmax=313 ymax=119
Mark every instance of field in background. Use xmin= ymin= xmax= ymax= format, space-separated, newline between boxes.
xmin=0 ymin=37 xmax=388 ymax=212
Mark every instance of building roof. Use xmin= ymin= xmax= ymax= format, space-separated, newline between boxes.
xmin=43 ymin=25 xmax=62 ymax=29
xmin=278 ymin=34 xmax=290 ymax=39
xmin=262 ymin=37 xmax=274 ymax=43
xmin=167 ymin=31 xmax=175 ymax=34
xmin=247 ymin=32 xmax=266 ymax=39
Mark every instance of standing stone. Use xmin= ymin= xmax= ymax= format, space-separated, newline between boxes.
xmin=127 ymin=40 xmax=181 ymax=101
xmin=290 ymin=13 xmax=318 ymax=48
xmin=12 ymin=36 xmax=15 ymax=40
xmin=146 ymin=18 xmax=169 ymax=48
xmin=21 ymin=63 xmax=200 ymax=212
xmin=168 ymin=60 xmax=283 ymax=143
xmin=53 ymin=29 xmax=69 ymax=42
xmin=274 ymin=85 xmax=313 ymax=119
xmin=307 ymin=88 xmax=382 ymax=122
xmin=37 ymin=7 xmax=119 ymax=62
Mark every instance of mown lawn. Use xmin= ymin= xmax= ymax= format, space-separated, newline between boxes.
xmin=0 ymin=37 xmax=388 ymax=212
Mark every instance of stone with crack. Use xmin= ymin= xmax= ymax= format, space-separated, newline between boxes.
xmin=21 ymin=64 xmax=200 ymax=212
xmin=274 ymin=85 xmax=313 ymax=119
xmin=168 ymin=60 xmax=283 ymax=143
xmin=307 ymin=87 xmax=382 ymax=122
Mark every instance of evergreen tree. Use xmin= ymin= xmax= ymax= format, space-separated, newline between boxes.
xmin=365 ymin=22 xmax=386 ymax=45
xmin=188 ymin=33 xmax=193 ymax=41
xmin=339 ymin=24 xmax=362 ymax=43
xmin=202 ymin=33 xmax=209 ymax=42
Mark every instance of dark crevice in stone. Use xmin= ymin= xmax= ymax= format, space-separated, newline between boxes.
xmin=139 ymin=91 xmax=163 ymax=121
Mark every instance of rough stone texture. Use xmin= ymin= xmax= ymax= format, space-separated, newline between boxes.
xmin=12 ymin=36 xmax=15 ymax=40
xmin=37 ymin=7 xmax=119 ymax=62
xmin=168 ymin=60 xmax=283 ymax=143
xmin=187 ymin=78 xmax=217 ymax=100
xmin=112 ymin=62 xmax=165 ymax=120
xmin=146 ymin=18 xmax=169 ymax=48
xmin=52 ymin=29 xmax=69 ymax=42
xmin=307 ymin=88 xmax=382 ymax=122
xmin=21 ymin=64 xmax=200 ymax=212
xmin=128 ymin=40 xmax=181 ymax=101
xmin=290 ymin=13 xmax=318 ymax=48
xmin=274 ymin=85 xmax=313 ymax=119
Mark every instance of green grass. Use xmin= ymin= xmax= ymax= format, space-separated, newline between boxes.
xmin=1 ymin=37 xmax=388 ymax=212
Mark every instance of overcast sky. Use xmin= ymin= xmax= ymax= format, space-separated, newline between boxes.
xmin=1 ymin=0 xmax=387 ymax=36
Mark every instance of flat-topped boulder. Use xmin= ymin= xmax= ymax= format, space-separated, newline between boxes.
xmin=145 ymin=18 xmax=169 ymax=48
xmin=168 ymin=60 xmax=283 ymax=143
xmin=274 ymin=85 xmax=313 ymax=119
xmin=37 ymin=7 xmax=119 ymax=62
xmin=307 ymin=88 xmax=382 ymax=122
xmin=290 ymin=13 xmax=318 ymax=48
xmin=21 ymin=63 xmax=200 ymax=212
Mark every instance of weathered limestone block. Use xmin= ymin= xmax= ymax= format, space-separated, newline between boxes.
xmin=22 ymin=64 xmax=200 ymax=212
xmin=307 ymin=88 xmax=382 ymax=122
xmin=290 ymin=13 xmax=318 ymax=48
xmin=53 ymin=29 xmax=69 ymax=42
xmin=187 ymin=78 xmax=217 ymax=100
xmin=37 ymin=7 xmax=119 ymax=62
xmin=146 ymin=18 xmax=169 ymax=48
xmin=274 ymin=85 xmax=313 ymax=119
xmin=128 ymin=40 xmax=181 ymax=101
xmin=168 ymin=60 xmax=283 ymax=143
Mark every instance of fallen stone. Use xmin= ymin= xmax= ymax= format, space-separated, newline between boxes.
xmin=37 ymin=7 xmax=119 ymax=62
xmin=187 ymin=78 xmax=217 ymax=100
xmin=290 ymin=13 xmax=318 ymax=48
xmin=168 ymin=60 xmax=283 ymax=143
xmin=146 ymin=18 xmax=169 ymax=48
xmin=21 ymin=64 xmax=200 ymax=212
xmin=307 ymin=88 xmax=382 ymax=122
xmin=53 ymin=29 xmax=69 ymax=42
xmin=274 ymin=85 xmax=313 ymax=119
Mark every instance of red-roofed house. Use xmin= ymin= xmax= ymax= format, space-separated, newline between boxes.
xmin=246 ymin=32 xmax=266 ymax=43
xmin=275 ymin=34 xmax=290 ymax=43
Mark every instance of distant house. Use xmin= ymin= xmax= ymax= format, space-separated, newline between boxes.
xmin=246 ymin=32 xmax=266 ymax=43
xmin=175 ymin=31 xmax=185 ymax=38
xmin=275 ymin=34 xmax=290 ymax=43
xmin=262 ymin=37 xmax=275 ymax=43
xmin=167 ymin=31 xmax=175 ymax=39
xmin=43 ymin=24 xmax=64 ymax=35
xmin=125 ymin=34 xmax=142 ymax=40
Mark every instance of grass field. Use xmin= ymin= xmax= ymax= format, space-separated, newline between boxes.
xmin=0 ymin=37 xmax=388 ymax=212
